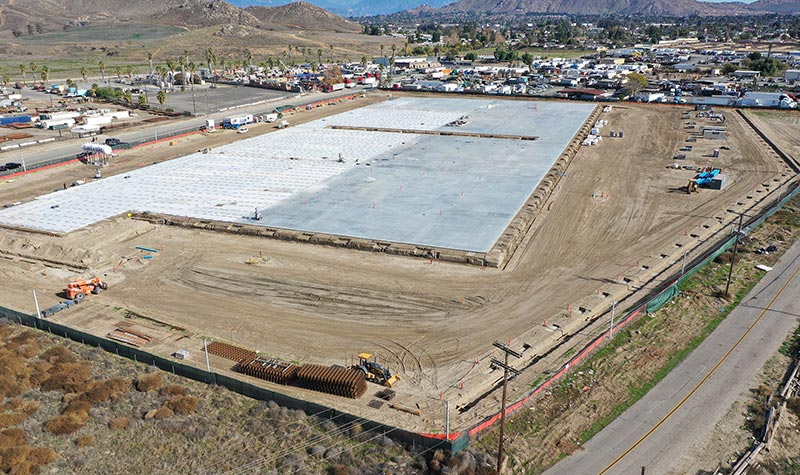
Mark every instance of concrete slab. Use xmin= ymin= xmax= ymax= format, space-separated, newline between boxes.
xmin=0 ymin=97 xmax=593 ymax=252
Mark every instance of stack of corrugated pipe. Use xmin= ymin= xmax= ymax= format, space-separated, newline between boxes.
xmin=235 ymin=356 xmax=299 ymax=385
xmin=296 ymin=364 xmax=367 ymax=399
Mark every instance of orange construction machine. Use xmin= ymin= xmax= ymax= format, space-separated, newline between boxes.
xmin=66 ymin=278 xmax=108 ymax=302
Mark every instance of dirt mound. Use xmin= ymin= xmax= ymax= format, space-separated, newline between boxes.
xmin=0 ymin=234 xmax=109 ymax=269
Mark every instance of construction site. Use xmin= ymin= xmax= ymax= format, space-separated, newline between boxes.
xmin=0 ymin=93 xmax=795 ymax=444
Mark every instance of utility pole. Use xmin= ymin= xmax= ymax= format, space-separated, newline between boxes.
xmin=724 ymin=213 xmax=746 ymax=297
xmin=492 ymin=341 xmax=522 ymax=474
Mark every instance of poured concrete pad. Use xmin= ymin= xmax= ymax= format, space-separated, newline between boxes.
xmin=0 ymin=98 xmax=594 ymax=252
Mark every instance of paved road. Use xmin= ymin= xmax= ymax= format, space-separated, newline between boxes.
xmin=3 ymin=85 xmax=372 ymax=171
xmin=544 ymin=237 xmax=800 ymax=475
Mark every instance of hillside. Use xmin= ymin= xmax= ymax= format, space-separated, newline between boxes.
xmin=0 ymin=0 xmax=358 ymax=37
xmin=245 ymin=2 xmax=361 ymax=32
xmin=229 ymin=0 xmax=455 ymax=16
xmin=438 ymin=0 xmax=758 ymax=16
xmin=749 ymin=0 xmax=800 ymax=13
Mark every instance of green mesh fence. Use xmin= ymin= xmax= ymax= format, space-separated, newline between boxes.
xmin=0 ymin=307 xmax=459 ymax=453
xmin=647 ymin=180 xmax=800 ymax=314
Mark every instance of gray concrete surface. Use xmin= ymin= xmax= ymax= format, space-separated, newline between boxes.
xmin=0 ymin=98 xmax=593 ymax=253
xmin=543 ymin=236 xmax=800 ymax=475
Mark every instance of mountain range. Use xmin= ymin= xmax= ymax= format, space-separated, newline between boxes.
xmin=227 ymin=0 xmax=455 ymax=16
xmin=229 ymin=0 xmax=799 ymax=16
xmin=438 ymin=0 xmax=799 ymax=16
xmin=0 ymin=0 xmax=360 ymax=36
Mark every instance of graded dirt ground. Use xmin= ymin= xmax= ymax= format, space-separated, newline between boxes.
xmin=0 ymin=98 xmax=792 ymax=435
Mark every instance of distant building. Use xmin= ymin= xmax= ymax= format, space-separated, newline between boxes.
xmin=733 ymin=70 xmax=760 ymax=79
xmin=556 ymin=88 xmax=607 ymax=100
xmin=599 ymin=57 xmax=625 ymax=66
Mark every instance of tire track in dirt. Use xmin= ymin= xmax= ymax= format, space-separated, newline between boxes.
xmin=170 ymin=265 xmax=469 ymax=320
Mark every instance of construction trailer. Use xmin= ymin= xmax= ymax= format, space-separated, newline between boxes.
xmin=222 ymin=115 xmax=253 ymax=129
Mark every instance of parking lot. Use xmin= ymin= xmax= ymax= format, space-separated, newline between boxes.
xmin=131 ymin=83 xmax=291 ymax=115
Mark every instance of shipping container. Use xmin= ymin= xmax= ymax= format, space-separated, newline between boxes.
xmin=40 ymin=111 xmax=80 ymax=121
xmin=0 ymin=115 xmax=31 ymax=126
xmin=39 ymin=118 xmax=75 ymax=130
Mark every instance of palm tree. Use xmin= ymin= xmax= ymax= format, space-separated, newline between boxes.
xmin=146 ymin=51 xmax=154 ymax=78
xmin=156 ymin=90 xmax=166 ymax=110
xmin=138 ymin=94 xmax=147 ymax=107
xmin=18 ymin=64 xmax=26 ymax=86
xmin=244 ymin=49 xmax=253 ymax=72
xmin=317 ymin=48 xmax=323 ymax=68
xmin=218 ymin=57 xmax=226 ymax=76
xmin=40 ymin=65 xmax=49 ymax=87
xmin=380 ymin=44 xmax=385 ymax=61
xmin=29 ymin=62 xmax=37 ymax=86
xmin=98 ymin=61 xmax=106 ymax=85
xmin=125 ymin=65 xmax=134 ymax=79
xmin=115 ymin=66 xmax=122 ymax=80
xmin=80 ymin=66 xmax=88 ymax=82
xmin=155 ymin=65 xmax=167 ymax=90
xmin=390 ymin=45 xmax=396 ymax=75
xmin=329 ymin=44 xmax=334 ymax=63
xmin=361 ymin=56 xmax=368 ymax=69
xmin=178 ymin=57 xmax=186 ymax=92
xmin=165 ymin=60 xmax=176 ymax=90
xmin=1 ymin=75 xmax=9 ymax=87
xmin=205 ymin=47 xmax=216 ymax=85
xmin=187 ymin=61 xmax=197 ymax=91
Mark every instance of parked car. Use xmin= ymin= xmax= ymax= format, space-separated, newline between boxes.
xmin=105 ymin=138 xmax=122 ymax=146
xmin=4 ymin=162 xmax=22 ymax=170
xmin=237 ymin=127 xmax=249 ymax=134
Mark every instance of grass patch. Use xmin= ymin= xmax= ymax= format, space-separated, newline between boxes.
xmin=779 ymin=321 xmax=800 ymax=357
xmin=17 ymin=23 xmax=184 ymax=44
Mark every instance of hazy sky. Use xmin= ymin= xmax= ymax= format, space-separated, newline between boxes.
xmin=699 ymin=0 xmax=757 ymax=2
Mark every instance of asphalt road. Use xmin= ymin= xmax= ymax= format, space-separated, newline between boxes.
xmin=544 ymin=237 xmax=800 ymax=475
xmin=4 ymin=85 xmax=371 ymax=171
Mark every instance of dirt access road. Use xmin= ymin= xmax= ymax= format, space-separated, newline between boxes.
xmin=0 ymin=99 xmax=791 ymax=433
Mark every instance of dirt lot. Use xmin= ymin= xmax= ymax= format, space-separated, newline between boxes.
xmin=0 ymin=99 xmax=791 ymax=434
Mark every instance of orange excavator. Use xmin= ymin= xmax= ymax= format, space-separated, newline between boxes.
xmin=66 ymin=278 xmax=108 ymax=302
